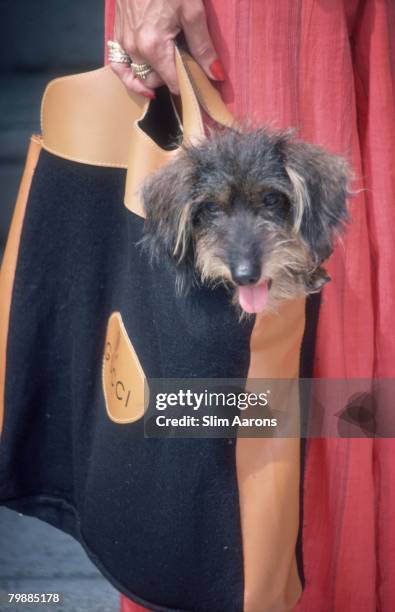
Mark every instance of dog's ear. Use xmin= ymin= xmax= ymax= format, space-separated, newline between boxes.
xmin=141 ymin=151 xmax=197 ymax=276
xmin=283 ymin=140 xmax=350 ymax=262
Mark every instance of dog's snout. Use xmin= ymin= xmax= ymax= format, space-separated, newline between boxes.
xmin=231 ymin=262 xmax=261 ymax=286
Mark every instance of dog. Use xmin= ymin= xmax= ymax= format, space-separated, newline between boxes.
xmin=141 ymin=126 xmax=350 ymax=314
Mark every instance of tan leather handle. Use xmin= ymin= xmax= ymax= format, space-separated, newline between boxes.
xmin=174 ymin=47 xmax=204 ymax=140
xmin=176 ymin=48 xmax=235 ymax=136
xmin=124 ymin=49 xmax=236 ymax=216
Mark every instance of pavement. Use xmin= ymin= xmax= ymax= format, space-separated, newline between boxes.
xmin=0 ymin=508 xmax=119 ymax=612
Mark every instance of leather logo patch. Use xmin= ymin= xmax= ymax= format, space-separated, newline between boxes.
xmin=102 ymin=312 xmax=148 ymax=424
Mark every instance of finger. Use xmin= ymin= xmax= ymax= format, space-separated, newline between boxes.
xmin=124 ymin=47 xmax=165 ymax=93
xmin=181 ymin=4 xmax=225 ymax=82
xmin=129 ymin=67 xmax=164 ymax=92
xmin=109 ymin=61 xmax=157 ymax=100
xmin=138 ymin=34 xmax=180 ymax=95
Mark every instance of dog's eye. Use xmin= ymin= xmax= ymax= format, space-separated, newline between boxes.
xmin=263 ymin=192 xmax=290 ymax=214
xmin=203 ymin=201 xmax=218 ymax=213
xmin=193 ymin=201 xmax=219 ymax=226
xmin=197 ymin=201 xmax=220 ymax=218
xmin=264 ymin=192 xmax=281 ymax=207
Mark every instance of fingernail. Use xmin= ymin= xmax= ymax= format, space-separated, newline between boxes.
xmin=142 ymin=91 xmax=156 ymax=100
xmin=209 ymin=59 xmax=226 ymax=81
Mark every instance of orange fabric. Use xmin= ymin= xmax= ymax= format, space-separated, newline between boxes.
xmin=105 ymin=0 xmax=395 ymax=610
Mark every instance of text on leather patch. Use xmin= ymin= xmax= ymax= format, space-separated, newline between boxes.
xmin=102 ymin=311 xmax=148 ymax=424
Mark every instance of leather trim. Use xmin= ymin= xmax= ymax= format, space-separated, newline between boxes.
xmin=0 ymin=136 xmax=42 ymax=437
xmin=238 ymin=299 xmax=305 ymax=612
xmin=124 ymin=123 xmax=179 ymax=217
xmin=41 ymin=66 xmax=147 ymax=168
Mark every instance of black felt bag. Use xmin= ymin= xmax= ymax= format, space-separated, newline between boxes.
xmin=0 ymin=50 xmax=313 ymax=611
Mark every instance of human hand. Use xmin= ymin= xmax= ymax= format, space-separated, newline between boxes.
xmin=110 ymin=0 xmax=225 ymax=99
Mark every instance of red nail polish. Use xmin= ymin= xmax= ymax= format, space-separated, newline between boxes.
xmin=209 ymin=59 xmax=226 ymax=81
xmin=141 ymin=91 xmax=156 ymax=100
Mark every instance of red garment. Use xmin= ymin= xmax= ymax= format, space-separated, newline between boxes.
xmin=106 ymin=1 xmax=395 ymax=610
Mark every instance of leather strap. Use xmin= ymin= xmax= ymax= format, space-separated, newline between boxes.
xmin=179 ymin=49 xmax=235 ymax=130
xmin=124 ymin=48 xmax=238 ymax=214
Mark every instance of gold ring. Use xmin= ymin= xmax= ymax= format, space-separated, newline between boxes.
xmin=107 ymin=40 xmax=130 ymax=64
xmin=130 ymin=61 xmax=154 ymax=80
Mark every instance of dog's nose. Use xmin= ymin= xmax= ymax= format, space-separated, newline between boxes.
xmin=231 ymin=262 xmax=261 ymax=286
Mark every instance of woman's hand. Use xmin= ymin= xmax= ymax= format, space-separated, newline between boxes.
xmin=110 ymin=0 xmax=225 ymax=99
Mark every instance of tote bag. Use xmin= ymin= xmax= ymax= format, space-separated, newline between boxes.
xmin=0 ymin=48 xmax=315 ymax=612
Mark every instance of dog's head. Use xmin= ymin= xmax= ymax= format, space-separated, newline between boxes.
xmin=141 ymin=127 xmax=350 ymax=313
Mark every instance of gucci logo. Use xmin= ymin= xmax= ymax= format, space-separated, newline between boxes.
xmin=102 ymin=312 xmax=147 ymax=424
xmin=104 ymin=340 xmax=132 ymax=408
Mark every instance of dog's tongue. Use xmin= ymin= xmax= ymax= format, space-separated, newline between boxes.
xmin=238 ymin=282 xmax=269 ymax=314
